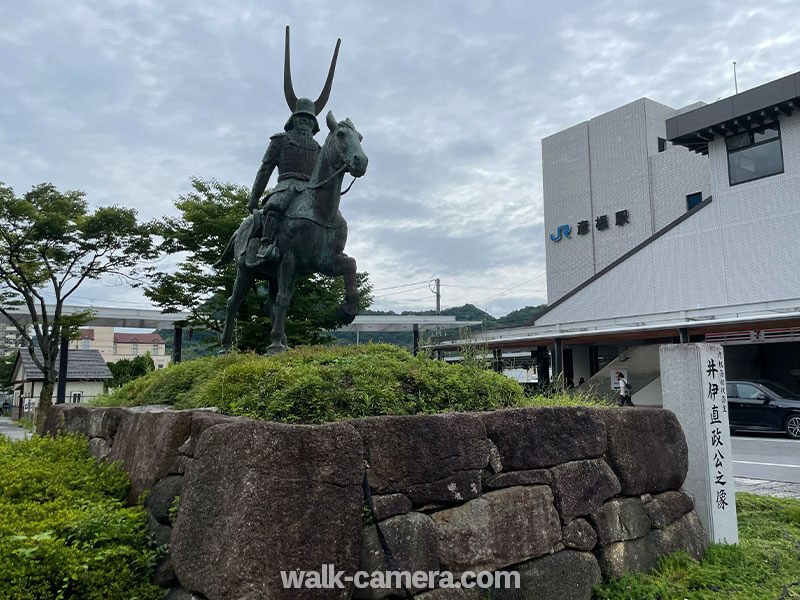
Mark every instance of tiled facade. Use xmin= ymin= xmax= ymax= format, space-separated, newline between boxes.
xmin=542 ymin=98 xmax=711 ymax=303
xmin=537 ymin=109 xmax=800 ymax=326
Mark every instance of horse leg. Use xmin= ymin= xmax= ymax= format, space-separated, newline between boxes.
xmin=264 ymin=276 xmax=288 ymax=349
xmin=332 ymin=253 xmax=359 ymax=324
xmin=267 ymin=253 xmax=296 ymax=354
xmin=221 ymin=263 xmax=253 ymax=352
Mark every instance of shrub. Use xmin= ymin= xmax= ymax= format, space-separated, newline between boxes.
xmin=0 ymin=435 xmax=162 ymax=600
xmin=93 ymin=344 xmax=529 ymax=423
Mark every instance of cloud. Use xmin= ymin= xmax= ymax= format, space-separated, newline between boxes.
xmin=2 ymin=0 xmax=799 ymax=318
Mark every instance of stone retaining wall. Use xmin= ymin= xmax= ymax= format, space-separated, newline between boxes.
xmin=44 ymin=405 xmax=708 ymax=600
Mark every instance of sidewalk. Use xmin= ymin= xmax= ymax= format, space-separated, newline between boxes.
xmin=735 ymin=476 xmax=800 ymax=499
xmin=0 ymin=416 xmax=29 ymax=441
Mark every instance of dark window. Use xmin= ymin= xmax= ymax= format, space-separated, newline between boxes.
xmin=657 ymin=137 xmax=667 ymax=152
xmin=735 ymin=383 xmax=761 ymax=399
xmin=726 ymin=124 xmax=783 ymax=185
xmin=686 ymin=192 xmax=703 ymax=211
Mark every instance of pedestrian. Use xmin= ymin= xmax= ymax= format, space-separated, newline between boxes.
xmin=617 ymin=374 xmax=634 ymax=406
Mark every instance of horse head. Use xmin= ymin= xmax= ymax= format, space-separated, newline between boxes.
xmin=325 ymin=111 xmax=368 ymax=178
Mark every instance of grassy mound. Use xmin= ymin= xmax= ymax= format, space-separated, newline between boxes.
xmin=92 ymin=344 xmax=532 ymax=423
xmin=594 ymin=492 xmax=800 ymax=599
xmin=0 ymin=435 xmax=162 ymax=600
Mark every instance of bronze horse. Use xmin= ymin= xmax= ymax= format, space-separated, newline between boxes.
xmin=214 ymin=111 xmax=367 ymax=353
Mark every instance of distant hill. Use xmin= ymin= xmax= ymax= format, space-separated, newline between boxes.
xmin=332 ymin=303 xmax=548 ymax=351
xmin=157 ymin=303 xmax=548 ymax=357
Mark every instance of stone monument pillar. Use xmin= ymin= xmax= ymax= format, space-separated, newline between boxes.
xmin=659 ymin=343 xmax=738 ymax=544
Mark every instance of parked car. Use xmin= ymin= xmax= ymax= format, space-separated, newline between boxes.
xmin=726 ymin=379 xmax=800 ymax=439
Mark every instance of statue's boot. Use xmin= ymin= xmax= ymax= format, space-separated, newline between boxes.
xmin=256 ymin=239 xmax=281 ymax=261
xmin=256 ymin=212 xmax=282 ymax=261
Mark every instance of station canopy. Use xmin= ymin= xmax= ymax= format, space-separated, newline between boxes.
xmin=336 ymin=315 xmax=482 ymax=333
xmin=0 ymin=304 xmax=190 ymax=330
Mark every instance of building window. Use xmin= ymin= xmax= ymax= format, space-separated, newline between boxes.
xmin=657 ymin=137 xmax=667 ymax=153
xmin=71 ymin=392 xmax=82 ymax=403
xmin=157 ymin=362 xmax=164 ymax=369
xmin=726 ymin=124 xmax=783 ymax=185
xmin=81 ymin=338 xmax=90 ymax=349
xmin=152 ymin=344 xmax=159 ymax=355
xmin=686 ymin=192 xmax=703 ymax=211
xmin=131 ymin=344 xmax=138 ymax=355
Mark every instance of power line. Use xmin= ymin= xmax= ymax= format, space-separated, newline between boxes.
xmin=372 ymin=284 xmax=431 ymax=299
xmin=371 ymin=280 xmax=430 ymax=293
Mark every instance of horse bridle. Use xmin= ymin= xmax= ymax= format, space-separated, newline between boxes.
xmin=300 ymin=134 xmax=358 ymax=195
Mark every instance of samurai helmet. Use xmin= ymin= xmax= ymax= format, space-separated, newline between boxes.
xmin=282 ymin=26 xmax=341 ymax=135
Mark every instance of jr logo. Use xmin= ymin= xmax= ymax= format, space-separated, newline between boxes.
xmin=550 ymin=225 xmax=571 ymax=242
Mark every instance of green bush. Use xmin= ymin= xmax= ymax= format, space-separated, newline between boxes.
xmin=0 ymin=435 xmax=162 ymax=600
xmin=93 ymin=344 xmax=531 ymax=423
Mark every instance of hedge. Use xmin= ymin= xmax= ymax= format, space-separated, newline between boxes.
xmin=93 ymin=344 xmax=532 ymax=423
xmin=0 ymin=435 xmax=162 ymax=600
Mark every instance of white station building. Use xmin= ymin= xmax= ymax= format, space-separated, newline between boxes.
xmin=435 ymin=70 xmax=800 ymax=404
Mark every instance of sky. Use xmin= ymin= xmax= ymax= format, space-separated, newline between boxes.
xmin=2 ymin=0 xmax=800 ymax=318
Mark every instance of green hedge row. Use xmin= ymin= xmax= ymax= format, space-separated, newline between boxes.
xmin=93 ymin=344 xmax=530 ymax=423
xmin=0 ymin=435 xmax=162 ymax=600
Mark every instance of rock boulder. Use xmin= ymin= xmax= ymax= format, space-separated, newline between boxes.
xmin=431 ymin=485 xmax=560 ymax=572
xmin=598 ymin=408 xmax=688 ymax=495
xmin=352 ymin=413 xmax=488 ymax=505
xmin=170 ymin=419 xmax=364 ymax=600
xmin=480 ymin=407 xmax=607 ymax=470
xmin=549 ymin=459 xmax=621 ymax=523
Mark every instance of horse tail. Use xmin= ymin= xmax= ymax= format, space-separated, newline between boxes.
xmin=214 ymin=234 xmax=236 ymax=268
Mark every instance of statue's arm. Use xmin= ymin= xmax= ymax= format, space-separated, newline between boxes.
xmin=248 ymin=139 xmax=281 ymax=213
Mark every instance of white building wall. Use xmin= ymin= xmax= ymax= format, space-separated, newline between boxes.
xmin=537 ymin=111 xmax=800 ymax=326
xmin=543 ymin=122 xmax=594 ymax=302
xmin=543 ymin=99 xmax=710 ymax=304
xmin=710 ymin=112 xmax=800 ymax=307
xmin=15 ymin=380 xmax=107 ymax=407
xmin=589 ymin=99 xmax=652 ymax=272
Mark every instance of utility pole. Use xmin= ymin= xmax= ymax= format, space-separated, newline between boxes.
xmin=733 ymin=61 xmax=738 ymax=94
xmin=435 ymin=278 xmax=441 ymax=316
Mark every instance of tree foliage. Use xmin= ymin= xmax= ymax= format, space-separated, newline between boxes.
xmin=144 ymin=178 xmax=372 ymax=352
xmin=107 ymin=354 xmax=155 ymax=389
xmin=0 ymin=353 xmax=14 ymax=390
xmin=0 ymin=182 xmax=156 ymax=430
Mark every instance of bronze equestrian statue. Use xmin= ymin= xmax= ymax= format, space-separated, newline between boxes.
xmin=215 ymin=27 xmax=367 ymax=354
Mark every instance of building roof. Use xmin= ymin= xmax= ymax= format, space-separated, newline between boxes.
xmin=14 ymin=349 xmax=113 ymax=381
xmin=335 ymin=315 xmax=482 ymax=332
xmin=0 ymin=304 xmax=189 ymax=329
xmin=667 ymin=70 xmax=800 ymax=154
xmin=113 ymin=333 xmax=165 ymax=344
xmin=77 ymin=329 xmax=94 ymax=340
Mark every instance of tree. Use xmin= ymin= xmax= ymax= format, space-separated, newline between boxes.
xmin=0 ymin=353 xmax=14 ymax=406
xmin=0 ymin=182 xmax=156 ymax=430
xmin=107 ymin=353 xmax=155 ymax=388
xmin=144 ymin=178 xmax=372 ymax=352
xmin=0 ymin=353 xmax=13 ymax=386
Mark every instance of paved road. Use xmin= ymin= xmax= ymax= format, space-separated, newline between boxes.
xmin=731 ymin=434 xmax=800 ymax=483
xmin=0 ymin=416 xmax=29 ymax=441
